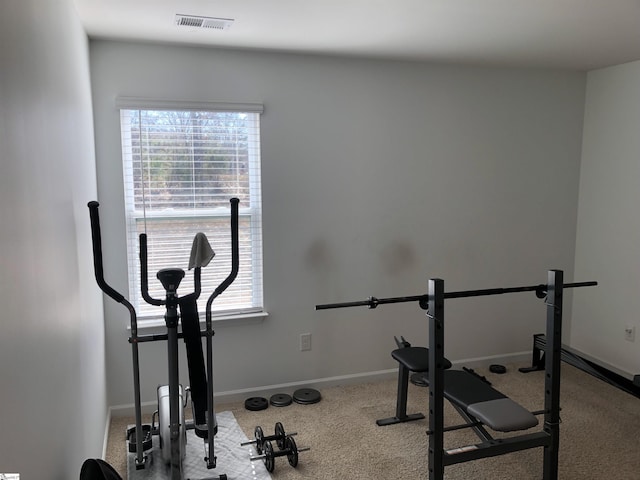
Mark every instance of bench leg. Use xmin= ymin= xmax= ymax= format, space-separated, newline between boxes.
xmin=377 ymin=364 xmax=425 ymax=426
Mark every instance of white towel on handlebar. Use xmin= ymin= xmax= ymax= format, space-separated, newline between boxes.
xmin=188 ymin=232 xmax=215 ymax=269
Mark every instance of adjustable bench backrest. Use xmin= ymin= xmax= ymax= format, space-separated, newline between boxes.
xmin=444 ymin=370 xmax=538 ymax=432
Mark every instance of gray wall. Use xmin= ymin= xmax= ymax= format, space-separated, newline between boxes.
xmin=90 ymin=40 xmax=587 ymax=409
xmin=0 ymin=0 xmax=106 ymax=478
xmin=572 ymin=60 xmax=640 ymax=376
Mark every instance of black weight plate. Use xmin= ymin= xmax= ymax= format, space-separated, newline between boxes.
xmin=410 ymin=372 xmax=429 ymax=387
xmin=286 ymin=436 xmax=299 ymax=468
xmin=254 ymin=425 xmax=266 ymax=454
xmin=245 ymin=396 xmax=269 ymax=411
xmin=292 ymin=388 xmax=321 ymax=405
xmin=264 ymin=441 xmax=275 ymax=473
xmin=274 ymin=422 xmax=287 ymax=450
xmin=270 ymin=393 xmax=293 ymax=407
xmin=490 ymin=364 xmax=507 ymax=374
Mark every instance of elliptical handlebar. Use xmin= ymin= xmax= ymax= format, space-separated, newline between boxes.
xmin=139 ymin=233 xmax=164 ymax=306
xmin=206 ymin=198 xmax=240 ymax=321
xmin=88 ymin=201 xmax=127 ymax=305
xmin=88 ymin=201 xmax=139 ymax=329
xmin=139 ymin=233 xmax=203 ymax=306
xmin=87 ymin=201 xmax=139 ymax=329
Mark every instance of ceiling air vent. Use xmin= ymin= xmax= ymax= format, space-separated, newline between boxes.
xmin=175 ymin=14 xmax=234 ymax=30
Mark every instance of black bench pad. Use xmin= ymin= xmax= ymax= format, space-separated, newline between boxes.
xmin=391 ymin=347 xmax=453 ymax=372
xmin=442 ymin=370 xmax=506 ymax=405
xmin=443 ymin=370 xmax=538 ymax=432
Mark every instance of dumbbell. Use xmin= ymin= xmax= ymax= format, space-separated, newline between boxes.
xmin=240 ymin=422 xmax=297 ymax=454
xmin=250 ymin=435 xmax=310 ymax=473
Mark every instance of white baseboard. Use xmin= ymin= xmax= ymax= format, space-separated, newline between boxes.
xmin=109 ymin=368 xmax=398 ymax=417
xmin=108 ymin=351 xmax=531 ymax=417
xmin=562 ymin=345 xmax=637 ymax=381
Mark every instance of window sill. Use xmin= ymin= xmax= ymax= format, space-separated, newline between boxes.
xmin=130 ymin=311 xmax=269 ymax=336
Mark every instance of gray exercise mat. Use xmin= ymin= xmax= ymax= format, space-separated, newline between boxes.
xmin=128 ymin=411 xmax=271 ymax=480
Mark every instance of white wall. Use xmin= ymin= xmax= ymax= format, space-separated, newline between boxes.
xmin=0 ymin=0 xmax=106 ymax=477
xmin=572 ymin=60 xmax=640 ymax=377
xmin=90 ymin=40 xmax=586 ymax=408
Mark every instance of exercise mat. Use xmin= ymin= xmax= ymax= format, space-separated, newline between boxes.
xmin=128 ymin=411 xmax=271 ymax=480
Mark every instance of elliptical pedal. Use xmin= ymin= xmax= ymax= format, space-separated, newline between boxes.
xmin=126 ymin=425 xmax=153 ymax=453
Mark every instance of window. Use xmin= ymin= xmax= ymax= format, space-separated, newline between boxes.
xmin=119 ymin=102 xmax=264 ymax=321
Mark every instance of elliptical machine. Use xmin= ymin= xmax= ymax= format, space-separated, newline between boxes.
xmin=88 ymin=198 xmax=239 ymax=480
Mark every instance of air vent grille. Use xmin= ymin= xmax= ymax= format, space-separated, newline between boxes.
xmin=175 ymin=14 xmax=234 ymax=30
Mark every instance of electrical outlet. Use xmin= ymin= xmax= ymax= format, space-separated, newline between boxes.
xmin=624 ymin=325 xmax=635 ymax=342
xmin=300 ymin=333 xmax=312 ymax=351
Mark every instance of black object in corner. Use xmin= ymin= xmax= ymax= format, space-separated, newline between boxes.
xmin=79 ymin=459 xmax=123 ymax=480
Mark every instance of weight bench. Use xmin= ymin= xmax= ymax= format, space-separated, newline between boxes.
xmin=317 ymin=271 xmax=588 ymax=479
xmin=377 ymin=338 xmax=538 ymax=434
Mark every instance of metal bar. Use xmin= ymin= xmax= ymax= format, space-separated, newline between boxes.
xmin=206 ymin=305 xmax=216 ymax=469
xmin=427 ymin=421 xmax=484 ymax=435
xmin=315 ymin=295 xmax=426 ymax=310
xmin=444 ymin=281 xmax=595 ymax=299
xmin=428 ymin=278 xmax=445 ymax=480
xmin=396 ymin=364 xmax=410 ymax=419
xmin=543 ymin=270 xmax=562 ymax=480
xmin=166 ymin=298 xmax=183 ymax=480
xmin=444 ymin=432 xmax=552 ymax=466
xmin=130 ymin=335 xmax=146 ymax=469
xmin=131 ymin=331 xmax=212 ymax=343
xmin=315 ymin=281 xmax=596 ymax=310
xmin=125 ymin=300 xmax=145 ymax=468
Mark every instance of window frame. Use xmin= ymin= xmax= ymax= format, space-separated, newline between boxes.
xmin=117 ymin=98 xmax=266 ymax=325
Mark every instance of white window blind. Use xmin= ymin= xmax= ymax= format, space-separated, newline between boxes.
xmin=120 ymin=106 xmax=264 ymax=320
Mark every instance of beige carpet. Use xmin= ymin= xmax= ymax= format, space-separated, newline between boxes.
xmin=105 ymin=364 xmax=640 ymax=479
